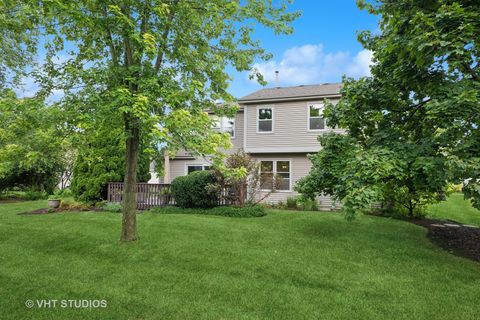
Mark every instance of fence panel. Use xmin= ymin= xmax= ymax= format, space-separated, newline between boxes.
xmin=107 ymin=182 xmax=235 ymax=209
xmin=107 ymin=182 xmax=174 ymax=210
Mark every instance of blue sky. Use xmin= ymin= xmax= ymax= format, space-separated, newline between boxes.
xmin=18 ymin=1 xmax=379 ymax=101
xmin=229 ymin=0 xmax=379 ymax=98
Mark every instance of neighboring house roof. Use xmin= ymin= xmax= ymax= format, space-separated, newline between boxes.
xmin=238 ymin=83 xmax=342 ymax=103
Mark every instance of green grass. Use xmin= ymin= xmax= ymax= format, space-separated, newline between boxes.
xmin=0 ymin=201 xmax=479 ymax=320
xmin=427 ymin=193 xmax=480 ymax=226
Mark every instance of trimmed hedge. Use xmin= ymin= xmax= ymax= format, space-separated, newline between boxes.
xmin=170 ymin=171 xmax=219 ymax=208
xmin=149 ymin=205 xmax=266 ymax=218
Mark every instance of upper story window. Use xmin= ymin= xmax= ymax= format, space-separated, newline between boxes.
xmin=257 ymin=107 xmax=273 ymax=132
xmin=308 ymin=103 xmax=326 ymax=130
xmin=212 ymin=116 xmax=235 ymax=137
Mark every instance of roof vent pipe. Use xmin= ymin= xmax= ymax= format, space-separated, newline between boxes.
xmin=275 ymin=70 xmax=279 ymax=87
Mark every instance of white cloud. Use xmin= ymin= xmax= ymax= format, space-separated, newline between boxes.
xmin=346 ymin=49 xmax=373 ymax=78
xmin=251 ymin=44 xmax=373 ymax=86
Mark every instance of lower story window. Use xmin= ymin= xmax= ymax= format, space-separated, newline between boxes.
xmin=259 ymin=160 xmax=291 ymax=191
xmin=187 ymin=165 xmax=211 ymax=174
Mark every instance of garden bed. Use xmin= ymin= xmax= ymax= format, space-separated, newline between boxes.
xmin=0 ymin=199 xmax=23 ymax=204
xmin=412 ymin=218 xmax=480 ymax=262
xmin=19 ymin=207 xmax=105 ymax=215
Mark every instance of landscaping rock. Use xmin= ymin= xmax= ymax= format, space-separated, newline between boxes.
xmin=412 ymin=218 xmax=480 ymax=262
xmin=430 ymin=224 xmax=445 ymax=228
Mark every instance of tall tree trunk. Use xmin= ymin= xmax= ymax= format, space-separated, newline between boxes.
xmin=120 ymin=116 xmax=140 ymax=242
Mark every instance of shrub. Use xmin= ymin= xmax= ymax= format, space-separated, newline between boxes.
xmin=297 ymin=196 xmax=318 ymax=211
xmin=149 ymin=205 xmax=266 ymax=217
xmin=23 ymin=190 xmax=48 ymax=200
xmin=275 ymin=200 xmax=286 ymax=209
xmin=102 ymin=202 xmax=122 ymax=213
xmin=209 ymin=205 xmax=266 ymax=217
xmin=170 ymin=171 xmax=219 ymax=208
xmin=53 ymin=188 xmax=73 ymax=198
xmin=59 ymin=198 xmax=91 ymax=211
xmin=446 ymin=183 xmax=463 ymax=194
xmin=70 ymin=117 xmax=151 ymax=203
xmin=286 ymin=197 xmax=298 ymax=209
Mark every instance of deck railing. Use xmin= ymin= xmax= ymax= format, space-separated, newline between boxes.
xmin=107 ymin=182 xmax=174 ymax=210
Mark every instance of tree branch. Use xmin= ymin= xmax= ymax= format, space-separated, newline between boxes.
xmin=403 ymin=98 xmax=431 ymax=125
xmin=154 ymin=8 xmax=176 ymax=72
xmin=462 ymin=62 xmax=480 ymax=81
xmin=102 ymin=5 xmax=118 ymax=66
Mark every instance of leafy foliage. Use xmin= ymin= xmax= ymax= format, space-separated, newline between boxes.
xmin=209 ymin=150 xmax=284 ymax=206
xmin=102 ymin=202 xmax=123 ymax=213
xmin=208 ymin=150 xmax=258 ymax=206
xmin=171 ymin=170 xmax=219 ymax=208
xmin=150 ymin=205 xmax=266 ymax=218
xmin=0 ymin=1 xmax=40 ymax=88
xmin=13 ymin=0 xmax=299 ymax=240
xmin=70 ymin=113 xmax=151 ymax=203
xmin=298 ymin=0 xmax=480 ymax=218
xmin=0 ymin=90 xmax=66 ymax=194
xmin=286 ymin=197 xmax=298 ymax=209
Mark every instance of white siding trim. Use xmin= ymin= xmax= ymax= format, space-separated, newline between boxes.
xmin=184 ymin=163 xmax=211 ymax=175
xmin=246 ymin=146 xmax=321 ymax=153
xmin=307 ymin=101 xmax=329 ymax=132
xmin=230 ymin=117 xmax=236 ymax=139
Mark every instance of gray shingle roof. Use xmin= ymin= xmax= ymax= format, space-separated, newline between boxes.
xmin=238 ymin=83 xmax=342 ymax=103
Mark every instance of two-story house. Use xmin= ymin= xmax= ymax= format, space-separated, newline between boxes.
xmin=151 ymin=83 xmax=342 ymax=210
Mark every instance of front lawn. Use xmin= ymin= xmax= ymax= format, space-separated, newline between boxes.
xmin=0 ymin=201 xmax=479 ymax=320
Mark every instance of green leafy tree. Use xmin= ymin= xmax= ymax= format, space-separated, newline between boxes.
xmin=0 ymin=0 xmax=40 ymax=88
xmin=0 ymin=90 xmax=65 ymax=193
xmin=17 ymin=0 xmax=299 ymax=241
xmin=298 ymin=0 xmax=479 ymax=218
xmin=71 ymin=119 xmax=151 ymax=203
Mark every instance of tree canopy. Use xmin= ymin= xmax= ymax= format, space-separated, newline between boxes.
xmin=6 ymin=0 xmax=299 ymax=240
xmin=70 ymin=110 xmax=151 ymax=203
xmin=297 ymin=0 xmax=479 ymax=218
xmin=0 ymin=90 xmax=66 ymax=194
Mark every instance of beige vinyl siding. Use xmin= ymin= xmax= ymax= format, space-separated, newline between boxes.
xmin=169 ymin=159 xmax=211 ymax=180
xmin=252 ymin=153 xmax=338 ymax=210
xmin=224 ymin=111 xmax=244 ymax=154
xmin=244 ymin=99 xmax=343 ymax=153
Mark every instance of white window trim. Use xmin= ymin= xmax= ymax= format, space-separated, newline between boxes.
xmin=212 ymin=115 xmax=236 ymax=139
xmin=307 ymin=102 xmax=328 ymax=132
xmin=258 ymin=159 xmax=292 ymax=192
xmin=256 ymin=105 xmax=274 ymax=134
xmin=230 ymin=116 xmax=236 ymax=139
xmin=184 ymin=164 xmax=211 ymax=175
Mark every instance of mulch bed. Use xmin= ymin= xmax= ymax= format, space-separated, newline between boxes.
xmin=19 ymin=207 xmax=105 ymax=215
xmin=411 ymin=218 xmax=480 ymax=262
xmin=0 ymin=199 xmax=23 ymax=204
